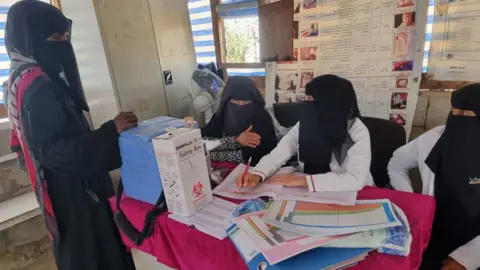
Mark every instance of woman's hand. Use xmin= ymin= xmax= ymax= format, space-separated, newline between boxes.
xmin=236 ymin=126 xmax=261 ymax=148
xmin=114 ymin=112 xmax=138 ymax=133
xmin=268 ymin=174 xmax=308 ymax=187
xmin=236 ymin=172 xmax=262 ymax=188
xmin=441 ymin=258 xmax=466 ymax=270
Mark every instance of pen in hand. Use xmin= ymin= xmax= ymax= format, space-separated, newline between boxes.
xmin=240 ymin=157 xmax=253 ymax=189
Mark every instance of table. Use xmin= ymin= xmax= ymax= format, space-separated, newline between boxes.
xmin=109 ymin=187 xmax=435 ymax=270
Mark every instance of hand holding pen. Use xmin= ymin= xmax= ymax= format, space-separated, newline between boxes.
xmin=236 ymin=157 xmax=261 ymax=188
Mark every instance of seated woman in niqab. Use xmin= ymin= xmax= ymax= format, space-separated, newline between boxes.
xmin=237 ymin=74 xmax=374 ymax=191
xmin=201 ymin=76 xmax=277 ymax=166
xmin=389 ymin=84 xmax=480 ymax=270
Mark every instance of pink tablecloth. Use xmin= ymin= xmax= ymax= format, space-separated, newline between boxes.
xmin=109 ymin=187 xmax=435 ymax=270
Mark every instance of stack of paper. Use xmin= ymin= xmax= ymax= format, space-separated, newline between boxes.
xmin=228 ymin=199 xmax=412 ymax=268
xmin=169 ymin=197 xmax=237 ymax=240
xmin=227 ymin=221 xmax=371 ymax=270
xmin=262 ymin=199 xmax=401 ymax=236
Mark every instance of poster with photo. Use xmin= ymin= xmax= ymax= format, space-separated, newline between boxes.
xmin=394 ymin=12 xmax=416 ymax=29
xmin=273 ymin=63 xmax=299 ymax=103
xmin=299 ymin=70 xmax=314 ymax=89
xmin=299 ymin=22 xmax=319 ymax=39
xmin=394 ymin=76 xmax=409 ymax=88
xmin=393 ymin=31 xmax=413 ymax=58
xmin=300 ymin=45 xmax=318 ymax=61
xmin=302 ymin=0 xmax=318 ymax=11
xmin=391 ymin=92 xmax=408 ymax=110
xmin=396 ymin=0 xmax=415 ymax=8
xmin=265 ymin=0 xmax=424 ymax=133
xmin=390 ymin=113 xmax=407 ymax=126
xmin=392 ymin=60 xmax=413 ymax=72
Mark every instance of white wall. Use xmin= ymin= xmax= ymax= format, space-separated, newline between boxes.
xmin=60 ymin=0 xmax=120 ymax=128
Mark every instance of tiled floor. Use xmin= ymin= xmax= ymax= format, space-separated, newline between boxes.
xmin=20 ymin=249 xmax=172 ymax=270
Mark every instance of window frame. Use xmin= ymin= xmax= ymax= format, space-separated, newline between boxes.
xmin=211 ymin=0 xmax=265 ymax=72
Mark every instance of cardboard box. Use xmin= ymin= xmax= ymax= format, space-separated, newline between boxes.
xmin=119 ymin=117 xmax=197 ymax=205
xmin=153 ymin=128 xmax=212 ymax=217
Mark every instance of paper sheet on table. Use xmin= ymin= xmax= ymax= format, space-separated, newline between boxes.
xmin=234 ymin=211 xmax=349 ymax=265
xmin=213 ymin=164 xmax=357 ymax=206
xmin=262 ymin=199 xmax=401 ymax=236
xmin=323 ymin=203 xmax=412 ymax=256
xmin=168 ymin=197 xmax=238 ymax=240
xmin=204 ymin=140 xmax=221 ymax=151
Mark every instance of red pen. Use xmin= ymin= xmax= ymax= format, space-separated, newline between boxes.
xmin=241 ymin=157 xmax=253 ymax=188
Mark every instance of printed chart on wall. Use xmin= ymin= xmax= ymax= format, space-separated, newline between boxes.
xmin=267 ymin=0 xmax=428 ymax=133
xmin=428 ymin=0 xmax=480 ymax=82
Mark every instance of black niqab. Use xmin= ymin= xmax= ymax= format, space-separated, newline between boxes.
xmin=299 ymin=75 xmax=360 ymax=175
xmin=426 ymin=84 xmax=480 ymax=218
xmin=421 ymin=84 xmax=480 ymax=268
xmin=217 ymin=76 xmax=265 ymax=136
xmin=5 ymin=0 xmax=89 ymax=111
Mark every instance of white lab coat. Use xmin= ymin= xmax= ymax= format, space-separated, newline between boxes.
xmin=388 ymin=125 xmax=480 ymax=270
xmin=251 ymin=118 xmax=374 ymax=192
xmin=388 ymin=125 xmax=444 ymax=196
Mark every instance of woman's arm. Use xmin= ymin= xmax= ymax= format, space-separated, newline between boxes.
xmin=306 ymin=120 xmax=371 ymax=192
xmin=251 ymin=122 xmax=299 ymax=179
xmin=204 ymin=136 xmax=240 ymax=151
xmin=449 ymin=236 xmax=480 ymax=270
xmin=241 ymin=111 xmax=278 ymax=166
xmin=387 ymin=139 xmax=419 ymax=193
xmin=23 ymin=84 xmax=121 ymax=178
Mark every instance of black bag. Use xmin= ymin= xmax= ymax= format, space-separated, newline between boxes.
xmin=113 ymin=179 xmax=168 ymax=246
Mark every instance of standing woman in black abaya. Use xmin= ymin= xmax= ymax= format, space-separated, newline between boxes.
xmin=5 ymin=1 xmax=137 ymax=269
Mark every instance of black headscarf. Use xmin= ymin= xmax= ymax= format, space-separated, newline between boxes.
xmin=426 ymin=84 xmax=480 ymax=219
xmin=299 ymin=74 xmax=360 ymax=175
xmin=215 ymin=76 xmax=265 ymax=136
xmin=5 ymin=0 xmax=89 ymax=111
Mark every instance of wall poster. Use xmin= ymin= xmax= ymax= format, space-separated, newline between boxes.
xmin=267 ymin=0 xmax=429 ymax=135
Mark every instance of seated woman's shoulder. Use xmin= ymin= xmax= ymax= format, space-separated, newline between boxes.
xmin=349 ymin=118 xmax=369 ymax=141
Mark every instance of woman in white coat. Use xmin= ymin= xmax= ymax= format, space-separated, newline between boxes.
xmin=388 ymin=84 xmax=480 ymax=270
xmin=237 ymin=74 xmax=374 ymax=192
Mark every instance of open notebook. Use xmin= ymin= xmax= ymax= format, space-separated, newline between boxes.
xmin=213 ymin=164 xmax=357 ymax=206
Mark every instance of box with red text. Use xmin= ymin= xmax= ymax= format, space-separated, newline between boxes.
xmin=153 ymin=128 xmax=212 ymax=217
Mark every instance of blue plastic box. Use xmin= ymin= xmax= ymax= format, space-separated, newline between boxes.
xmin=119 ymin=116 xmax=198 ymax=205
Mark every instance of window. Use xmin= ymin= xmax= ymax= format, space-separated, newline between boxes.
xmin=216 ymin=0 xmax=265 ymax=77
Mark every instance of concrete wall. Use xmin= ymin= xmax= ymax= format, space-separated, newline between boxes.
xmin=411 ymin=91 xmax=451 ymax=139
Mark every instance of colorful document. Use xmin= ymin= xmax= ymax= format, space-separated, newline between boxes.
xmin=322 ymin=203 xmax=411 ymax=256
xmin=263 ymin=199 xmax=401 ymax=236
xmin=213 ymin=164 xmax=357 ymax=205
xmin=227 ymin=222 xmax=371 ymax=270
xmin=234 ymin=211 xmax=349 ymax=265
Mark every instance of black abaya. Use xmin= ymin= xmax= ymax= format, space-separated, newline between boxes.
xmin=22 ymin=79 xmax=135 ymax=270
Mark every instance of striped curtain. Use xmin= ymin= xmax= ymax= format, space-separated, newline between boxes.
xmin=188 ymin=0 xmax=216 ymax=64
xmin=423 ymin=0 xmax=434 ymax=73
xmin=0 ymin=0 xmax=50 ymax=104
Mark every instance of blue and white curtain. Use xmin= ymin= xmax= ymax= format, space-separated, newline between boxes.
xmin=188 ymin=0 xmax=216 ymax=64
xmin=424 ymin=0 xmax=434 ymax=73
xmin=0 ymin=0 xmax=50 ymax=103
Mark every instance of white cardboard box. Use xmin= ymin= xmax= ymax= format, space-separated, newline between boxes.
xmin=153 ymin=128 xmax=212 ymax=217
